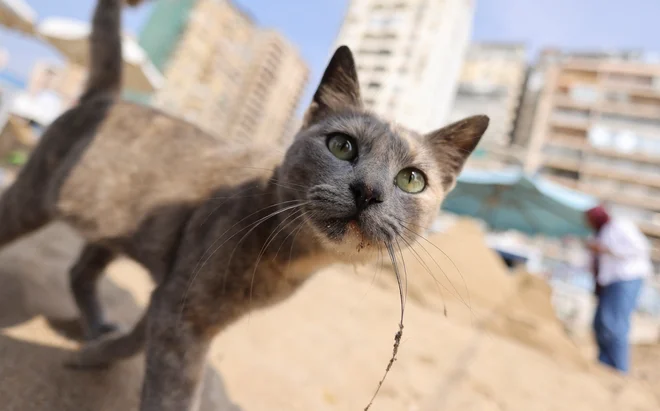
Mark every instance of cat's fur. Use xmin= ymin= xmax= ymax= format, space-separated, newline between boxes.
xmin=0 ymin=0 xmax=488 ymax=410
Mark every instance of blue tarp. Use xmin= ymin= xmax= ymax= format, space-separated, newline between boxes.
xmin=442 ymin=168 xmax=599 ymax=238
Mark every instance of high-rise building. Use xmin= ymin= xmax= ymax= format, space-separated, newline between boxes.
xmin=447 ymin=42 xmax=527 ymax=170
xmin=139 ymin=0 xmax=309 ymax=143
xmin=225 ymin=30 xmax=309 ymax=144
xmin=520 ymin=48 xmax=660 ymax=272
xmin=332 ymin=0 xmax=475 ymax=133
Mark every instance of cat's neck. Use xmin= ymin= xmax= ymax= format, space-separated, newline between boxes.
xmin=194 ymin=175 xmax=331 ymax=274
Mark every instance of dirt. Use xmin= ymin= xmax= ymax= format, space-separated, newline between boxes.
xmin=0 ymin=220 xmax=658 ymax=411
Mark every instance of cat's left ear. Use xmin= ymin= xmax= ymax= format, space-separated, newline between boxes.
xmin=424 ymin=115 xmax=489 ymax=182
xmin=303 ymin=45 xmax=362 ymax=127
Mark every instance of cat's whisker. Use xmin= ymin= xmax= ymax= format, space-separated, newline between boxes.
xmin=397 ymin=230 xmax=464 ymax=302
xmin=284 ymin=218 xmax=308 ymax=277
xmin=396 ymin=234 xmax=449 ymax=316
xmin=268 ymin=181 xmax=307 ymax=194
xmin=202 ymin=184 xmax=262 ymax=226
xmin=195 ymin=199 xmax=306 ymax=264
xmin=212 ymin=202 xmax=309 ymax=293
xmin=393 ymin=217 xmax=472 ymax=312
xmin=396 ymin=226 xmax=476 ymax=323
xmin=394 ymin=216 xmax=469 ymax=283
xmin=247 ymin=210 xmax=309 ymax=305
xmin=369 ymin=245 xmax=384 ymax=288
xmin=394 ymin=238 xmax=409 ymax=309
xmin=179 ymin=201 xmax=308 ymax=326
xmin=272 ymin=210 xmax=311 ymax=263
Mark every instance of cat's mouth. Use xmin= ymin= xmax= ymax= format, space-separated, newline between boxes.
xmin=305 ymin=185 xmax=391 ymax=254
xmin=309 ymin=214 xmax=381 ymax=249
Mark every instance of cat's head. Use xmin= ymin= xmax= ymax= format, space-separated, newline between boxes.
xmin=278 ymin=46 xmax=488 ymax=259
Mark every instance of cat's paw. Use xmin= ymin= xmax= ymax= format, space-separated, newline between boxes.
xmin=64 ymin=331 xmax=122 ymax=370
xmin=85 ymin=322 xmax=120 ymax=341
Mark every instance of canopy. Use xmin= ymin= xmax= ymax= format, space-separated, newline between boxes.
xmin=0 ymin=0 xmax=35 ymax=35
xmin=441 ymin=168 xmax=599 ymax=238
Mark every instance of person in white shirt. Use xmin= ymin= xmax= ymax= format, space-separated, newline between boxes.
xmin=585 ymin=205 xmax=651 ymax=373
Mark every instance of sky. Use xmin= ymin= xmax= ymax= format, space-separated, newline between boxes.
xmin=1 ymin=0 xmax=660 ymax=111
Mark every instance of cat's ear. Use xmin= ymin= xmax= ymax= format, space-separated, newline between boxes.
xmin=424 ymin=115 xmax=489 ymax=185
xmin=303 ymin=45 xmax=362 ymax=126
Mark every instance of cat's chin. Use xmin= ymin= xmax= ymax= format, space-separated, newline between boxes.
xmin=310 ymin=220 xmax=383 ymax=263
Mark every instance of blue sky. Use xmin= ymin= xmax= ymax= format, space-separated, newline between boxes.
xmin=1 ymin=0 xmax=660 ymax=111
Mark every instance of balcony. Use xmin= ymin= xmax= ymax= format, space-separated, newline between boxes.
xmin=597 ymin=100 xmax=660 ymax=121
xmin=581 ymin=163 xmax=660 ymax=189
xmin=549 ymin=116 xmax=591 ymax=132
xmin=543 ymin=156 xmax=581 ymax=172
xmin=546 ymin=134 xmax=587 ymax=150
xmin=552 ymin=94 xmax=595 ymax=111
xmin=585 ymin=145 xmax=660 ymax=164
xmin=601 ymin=80 xmax=660 ymax=100
xmin=578 ymin=184 xmax=660 ymax=212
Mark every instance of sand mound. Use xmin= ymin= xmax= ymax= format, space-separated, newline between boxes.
xmin=366 ymin=219 xmax=587 ymax=367
xmin=0 ymin=221 xmax=657 ymax=410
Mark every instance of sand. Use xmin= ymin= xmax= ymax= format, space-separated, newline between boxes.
xmin=0 ymin=223 xmax=239 ymax=411
xmin=0 ymin=220 xmax=658 ymax=410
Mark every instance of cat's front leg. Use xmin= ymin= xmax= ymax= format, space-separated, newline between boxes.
xmin=139 ymin=290 xmax=212 ymax=411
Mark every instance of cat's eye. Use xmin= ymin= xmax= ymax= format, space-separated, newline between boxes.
xmin=327 ymin=133 xmax=357 ymax=161
xmin=395 ymin=168 xmax=426 ymax=194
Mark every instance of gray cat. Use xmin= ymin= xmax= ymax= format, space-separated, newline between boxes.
xmin=0 ymin=0 xmax=488 ymax=410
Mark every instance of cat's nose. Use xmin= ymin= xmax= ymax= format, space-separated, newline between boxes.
xmin=350 ymin=181 xmax=383 ymax=213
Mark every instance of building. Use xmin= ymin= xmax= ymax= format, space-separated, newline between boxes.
xmin=520 ymin=48 xmax=660 ymax=273
xmin=332 ymin=0 xmax=475 ymax=133
xmin=447 ymin=42 xmax=527 ymax=169
xmin=139 ymin=0 xmax=309 ymax=143
xmin=26 ymin=60 xmax=86 ymax=109
xmin=225 ymin=30 xmax=309 ymax=144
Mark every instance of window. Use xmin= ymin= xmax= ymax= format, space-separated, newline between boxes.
xmin=374 ymin=65 xmax=387 ymax=72
xmin=612 ymin=130 xmax=638 ymax=153
xmin=552 ymin=107 xmax=589 ymax=125
xmin=367 ymin=81 xmax=382 ymax=89
xmin=588 ymin=126 xmax=613 ymax=148
xmin=569 ymin=85 xmax=600 ymax=103
xmin=543 ymin=145 xmax=581 ymax=161
xmin=606 ymin=91 xmax=629 ymax=103
xmin=546 ymin=169 xmax=579 ymax=181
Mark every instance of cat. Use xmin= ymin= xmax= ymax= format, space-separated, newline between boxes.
xmin=0 ymin=0 xmax=488 ymax=410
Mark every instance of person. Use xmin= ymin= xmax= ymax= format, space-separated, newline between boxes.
xmin=585 ymin=205 xmax=652 ymax=373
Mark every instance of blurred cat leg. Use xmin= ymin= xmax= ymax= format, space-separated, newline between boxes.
xmin=69 ymin=243 xmax=118 ymax=340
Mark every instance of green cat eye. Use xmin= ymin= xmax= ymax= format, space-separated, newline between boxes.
xmin=395 ymin=168 xmax=426 ymax=194
xmin=327 ymin=133 xmax=357 ymax=161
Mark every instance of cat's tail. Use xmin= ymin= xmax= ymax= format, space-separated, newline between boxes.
xmin=78 ymin=0 xmax=147 ymax=102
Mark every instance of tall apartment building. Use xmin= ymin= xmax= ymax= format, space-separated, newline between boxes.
xmin=225 ymin=30 xmax=309 ymax=144
xmin=520 ymin=49 xmax=660 ymax=272
xmin=447 ymin=42 xmax=527 ymax=169
xmin=332 ymin=0 xmax=475 ymax=133
xmin=139 ymin=0 xmax=308 ymax=143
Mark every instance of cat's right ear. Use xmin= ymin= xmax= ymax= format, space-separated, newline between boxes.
xmin=302 ymin=45 xmax=362 ymax=127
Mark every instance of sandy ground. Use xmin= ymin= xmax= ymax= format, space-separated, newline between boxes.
xmin=0 ymin=220 xmax=658 ymax=410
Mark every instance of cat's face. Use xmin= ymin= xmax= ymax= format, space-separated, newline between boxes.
xmin=278 ymin=46 xmax=488 ymax=259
